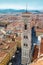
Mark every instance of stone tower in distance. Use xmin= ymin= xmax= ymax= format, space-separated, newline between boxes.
xmin=21 ymin=12 xmax=32 ymax=65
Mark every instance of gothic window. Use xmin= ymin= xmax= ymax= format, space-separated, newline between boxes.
xmin=24 ymin=43 xmax=28 ymax=47
xmin=26 ymin=44 xmax=28 ymax=47
xmin=24 ymin=43 xmax=25 ymax=46
xmin=24 ymin=24 xmax=27 ymax=30
xmin=24 ymin=36 xmax=28 ymax=39
xmin=24 ymin=36 xmax=25 ymax=38
xmin=26 ymin=36 xmax=28 ymax=39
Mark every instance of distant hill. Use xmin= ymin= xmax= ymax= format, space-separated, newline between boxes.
xmin=0 ymin=9 xmax=43 ymax=14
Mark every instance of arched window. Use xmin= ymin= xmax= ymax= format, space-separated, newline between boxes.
xmin=24 ymin=43 xmax=28 ymax=47
xmin=24 ymin=24 xmax=27 ymax=30
xmin=24 ymin=36 xmax=28 ymax=39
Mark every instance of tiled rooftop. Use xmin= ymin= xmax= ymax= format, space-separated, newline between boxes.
xmin=30 ymin=58 xmax=43 ymax=65
xmin=0 ymin=51 xmax=7 ymax=63
xmin=32 ymin=45 xmax=39 ymax=61
xmin=30 ymin=37 xmax=43 ymax=65
xmin=40 ymin=38 xmax=43 ymax=55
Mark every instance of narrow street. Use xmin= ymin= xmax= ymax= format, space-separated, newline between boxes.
xmin=7 ymin=48 xmax=21 ymax=65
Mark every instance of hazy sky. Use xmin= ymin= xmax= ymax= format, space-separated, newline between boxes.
xmin=0 ymin=0 xmax=43 ymax=10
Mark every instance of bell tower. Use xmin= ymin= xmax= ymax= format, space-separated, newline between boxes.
xmin=21 ymin=13 xmax=32 ymax=65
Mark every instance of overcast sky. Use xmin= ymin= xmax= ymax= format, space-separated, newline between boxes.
xmin=0 ymin=0 xmax=43 ymax=10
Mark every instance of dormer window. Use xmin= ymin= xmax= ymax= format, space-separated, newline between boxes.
xmin=24 ymin=24 xmax=27 ymax=30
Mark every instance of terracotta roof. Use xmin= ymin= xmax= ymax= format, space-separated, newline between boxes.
xmin=40 ymin=38 xmax=43 ymax=55
xmin=35 ymin=28 xmax=43 ymax=33
xmin=16 ymin=36 xmax=21 ymax=41
xmin=0 ymin=51 xmax=7 ymax=63
xmin=32 ymin=45 xmax=39 ymax=61
xmin=30 ymin=38 xmax=43 ymax=65
xmin=0 ymin=39 xmax=16 ymax=50
xmin=30 ymin=58 xmax=43 ymax=65
xmin=22 ymin=12 xmax=32 ymax=14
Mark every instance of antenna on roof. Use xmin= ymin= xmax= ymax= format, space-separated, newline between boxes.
xmin=26 ymin=4 xmax=28 ymax=13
